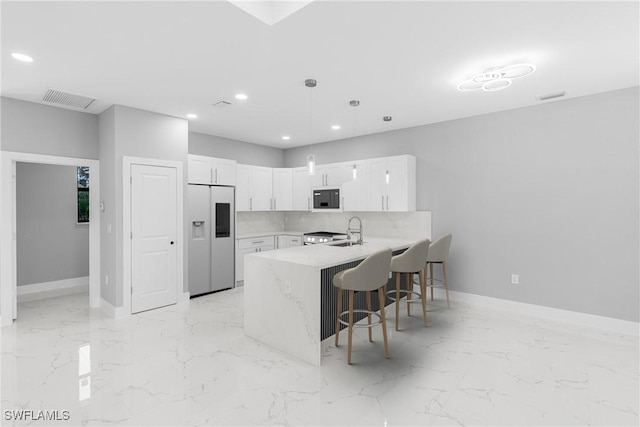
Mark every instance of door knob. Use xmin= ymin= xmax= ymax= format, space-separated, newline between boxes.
xmin=170 ymin=241 xmax=175 ymax=245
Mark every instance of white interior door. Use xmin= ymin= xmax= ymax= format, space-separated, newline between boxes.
xmin=131 ymin=164 xmax=178 ymax=314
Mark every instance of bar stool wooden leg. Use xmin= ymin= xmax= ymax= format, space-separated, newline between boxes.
xmin=378 ymin=287 xmax=389 ymax=359
xmin=443 ymin=260 xmax=450 ymax=308
xmin=406 ymin=272 xmax=412 ymax=316
xmin=335 ymin=288 xmax=343 ymax=346
xmin=366 ymin=291 xmax=373 ymax=342
xmin=395 ymin=272 xmax=401 ymax=331
xmin=430 ymin=263 xmax=434 ymax=301
xmin=419 ymin=268 xmax=427 ymax=327
xmin=347 ymin=290 xmax=354 ymax=365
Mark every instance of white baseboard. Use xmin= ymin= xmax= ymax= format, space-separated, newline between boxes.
xmin=443 ymin=289 xmax=639 ymax=336
xmin=178 ymin=291 xmax=190 ymax=302
xmin=100 ymin=298 xmax=128 ymax=319
xmin=17 ymin=276 xmax=89 ymax=302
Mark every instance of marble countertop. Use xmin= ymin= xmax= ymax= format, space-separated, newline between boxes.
xmin=237 ymin=230 xmax=306 ymax=240
xmin=245 ymin=236 xmax=416 ymax=269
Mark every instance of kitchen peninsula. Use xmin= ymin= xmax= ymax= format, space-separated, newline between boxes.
xmin=244 ymin=236 xmax=419 ymax=366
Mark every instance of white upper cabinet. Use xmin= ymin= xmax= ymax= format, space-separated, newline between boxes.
xmin=236 ymin=155 xmax=415 ymax=212
xmin=236 ymin=164 xmax=272 ymax=211
xmin=341 ymin=160 xmax=367 ymax=212
xmin=365 ymin=155 xmax=416 ymax=212
xmin=272 ymin=168 xmax=293 ymax=211
xmin=188 ymin=154 xmax=236 ymax=185
xmin=235 ymin=164 xmax=250 ymax=211
xmin=292 ymin=167 xmax=312 ymax=211
xmin=312 ymin=162 xmax=352 ymax=187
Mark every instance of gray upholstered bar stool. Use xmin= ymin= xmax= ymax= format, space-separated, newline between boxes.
xmin=388 ymin=238 xmax=430 ymax=331
xmin=333 ymin=248 xmax=393 ymax=365
xmin=426 ymin=234 xmax=452 ymax=308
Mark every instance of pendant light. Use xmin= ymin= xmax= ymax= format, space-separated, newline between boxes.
xmin=305 ymin=79 xmax=317 ymax=175
xmin=350 ymin=100 xmax=360 ymax=180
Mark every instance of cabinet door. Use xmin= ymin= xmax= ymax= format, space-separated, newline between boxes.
xmin=188 ymin=155 xmax=212 ymax=184
xmin=249 ymin=166 xmax=273 ymax=211
xmin=292 ymin=167 xmax=312 ymax=211
xmin=386 ymin=155 xmax=416 ymax=212
xmin=236 ymin=164 xmax=250 ymax=211
xmin=325 ymin=162 xmax=351 ymax=187
xmin=272 ymin=168 xmax=293 ymax=211
xmin=311 ymin=165 xmax=326 ymax=188
xmin=365 ymin=157 xmax=387 ymax=211
xmin=342 ymin=160 xmax=367 ymax=211
xmin=213 ymin=158 xmax=237 ymax=186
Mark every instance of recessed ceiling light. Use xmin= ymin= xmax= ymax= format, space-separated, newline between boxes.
xmin=235 ymin=94 xmax=248 ymax=100
xmin=331 ymin=125 xmax=341 ymax=130
xmin=186 ymin=114 xmax=198 ymax=119
xmin=11 ymin=52 xmax=34 ymax=63
xmin=282 ymin=136 xmax=291 ymax=140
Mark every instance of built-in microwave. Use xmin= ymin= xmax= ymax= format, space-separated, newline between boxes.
xmin=312 ymin=188 xmax=341 ymax=211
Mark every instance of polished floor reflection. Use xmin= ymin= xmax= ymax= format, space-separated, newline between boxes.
xmin=1 ymin=289 xmax=638 ymax=426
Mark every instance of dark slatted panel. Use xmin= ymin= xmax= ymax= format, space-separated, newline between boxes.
xmin=320 ymin=248 xmax=407 ymax=340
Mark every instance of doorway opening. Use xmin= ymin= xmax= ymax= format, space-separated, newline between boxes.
xmin=0 ymin=151 xmax=100 ymax=326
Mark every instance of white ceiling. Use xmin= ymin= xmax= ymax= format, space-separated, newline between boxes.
xmin=2 ymin=1 xmax=638 ymax=148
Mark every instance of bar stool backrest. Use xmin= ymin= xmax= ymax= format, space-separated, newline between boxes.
xmin=338 ymin=248 xmax=392 ymax=292
xmin=427 ymin=234 xmax=452 ymax=263
xmin=391 ymin=238 xmax=430 ymax=273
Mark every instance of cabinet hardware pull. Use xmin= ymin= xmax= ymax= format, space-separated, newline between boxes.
xmin=381 ymin=195 xmax=384 ymax=210
xmin=386 ymin=195 xmax=389 ymax=211
xmin=250 ymin=197 xmax=253 ymax=211
xmin=253 ymin=240 xmax=264 ymax=244
xmin=210 ymin=168 xmax=213 ymax=183
xmin=308 ymin=197 xmax=310 ymax=210
xmin=215 ymin=168 xmax=218 ymax=183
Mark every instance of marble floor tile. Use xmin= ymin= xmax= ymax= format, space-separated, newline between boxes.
xmin=1 ymin=289 xmax=637 ymax=426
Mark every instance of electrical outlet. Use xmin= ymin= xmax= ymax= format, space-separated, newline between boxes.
xmin=511 ymin=274 xmax=519 ymax=285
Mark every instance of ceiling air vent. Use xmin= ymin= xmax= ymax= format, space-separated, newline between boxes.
xmin=42 ymin=89 xmax=97 ymax=110
xmin=536 ymin=91 xmax=566 ymax=101
xmin=212 ymin=101 xmax=232 ymax=109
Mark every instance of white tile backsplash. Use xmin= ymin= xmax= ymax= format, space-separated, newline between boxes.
xmin=236 ymin=211 xmax=286 ymax=235
xmin=284 ymin=211 xmax=432 ymax=240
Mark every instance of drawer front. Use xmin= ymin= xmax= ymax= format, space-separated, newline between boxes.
xmin=238 ymin=236 xmax=274 ymax=249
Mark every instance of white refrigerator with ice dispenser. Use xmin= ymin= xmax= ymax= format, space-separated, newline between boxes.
xmin=188 ymin=185 xmax=235 ymax=297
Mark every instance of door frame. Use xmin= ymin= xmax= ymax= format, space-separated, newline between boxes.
xmin=0 ymin=151 xmax=101 ymax=326
xmin=123 ymin=156 xmax=184 ymax=315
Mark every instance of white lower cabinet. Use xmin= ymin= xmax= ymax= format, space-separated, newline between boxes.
xmin=236 ymin=236 xmax=275 ymax=283
xmin=275 ymin=234 xmax=303 ymax=249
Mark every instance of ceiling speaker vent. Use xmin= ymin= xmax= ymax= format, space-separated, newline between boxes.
xmin=42 ymin=89 xmax=97 ymax=110
xmin=212 ymin=101 xmax=232 ymax=109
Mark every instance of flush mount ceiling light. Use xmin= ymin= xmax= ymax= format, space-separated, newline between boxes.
xmin=186 ymin=113 xmax=198 ymax=119
xmin=11 ymin=52 xmax=34 ymax=62
xmin=235 ymin=93 xmax=248 ymax=100
xmin=282 ymin=136 xmax=290 ymax=140
xmin=331 ymin=125 xmax=341 ymax=130
xmin=458 ymin=63 xmax=536 ymax=92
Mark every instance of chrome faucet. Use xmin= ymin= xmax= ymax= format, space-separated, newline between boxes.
xmin=347 ymin=216 xmax=363 ymax=245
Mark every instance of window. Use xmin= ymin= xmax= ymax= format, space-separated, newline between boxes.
xmin=77 ymin=166 xmax=90 ymax=223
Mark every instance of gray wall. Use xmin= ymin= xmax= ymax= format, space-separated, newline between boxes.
xmin=1 ymin=97 xmax=99 ymax=159
xmin=99 ymin=105 xmax=189 ymax=307
xmin=16 ymin=163 xmax=89 ymax=285
xmin=285 ymin=87 xmax=640 ymax=322
xmin=189 ymin=131 xmax=284 ymax=167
